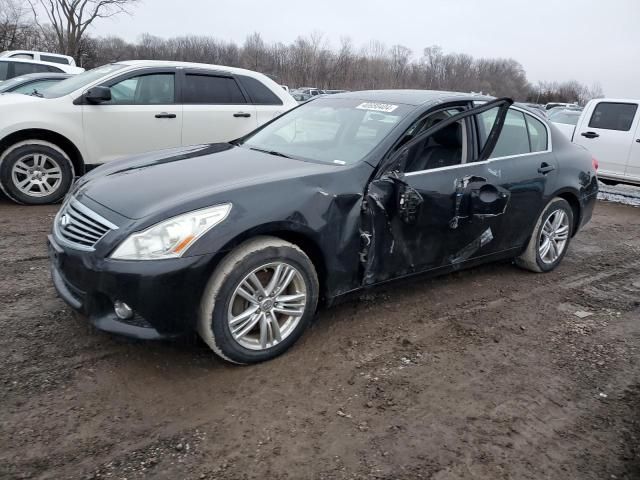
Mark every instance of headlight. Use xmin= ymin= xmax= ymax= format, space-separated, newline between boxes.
xmin=110 ymin=204 xmax=231 ymax=260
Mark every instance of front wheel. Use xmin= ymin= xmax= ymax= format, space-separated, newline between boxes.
xmin=516 ymin=197 xmax=574 ymax=273
xmin=198 ymin=236 xmax=319 ymax=364
xmin=0 ymin=142 xmax=74 ymax=205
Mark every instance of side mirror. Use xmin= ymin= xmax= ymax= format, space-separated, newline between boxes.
xmin=85 ymin=86 xmax=111 ymax=104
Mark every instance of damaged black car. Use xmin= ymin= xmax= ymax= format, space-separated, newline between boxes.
xmin=48 ymin=91 xmax=599 ymax=363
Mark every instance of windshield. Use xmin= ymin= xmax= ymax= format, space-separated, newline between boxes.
xmin=242 ymin=98 xmax=411 ymax=165
xmin=549 ymin=111 xmax=581 ymax=125
xmin=0 ymin=75 xmax=30 ymax=92
xmin=42 ymin=64 xmax=126 ymax=98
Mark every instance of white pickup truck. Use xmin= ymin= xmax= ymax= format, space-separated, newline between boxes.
xmin=573 ymin=99 xmax=640 ymax=184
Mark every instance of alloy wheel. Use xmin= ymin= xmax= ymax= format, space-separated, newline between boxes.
xmin=11 ymin=153 xmax=63 ymax=198
xmin=538 ymin=209 xmax=570 ymax=264
xmin=227 ymin=262 xmax=307 ymax=351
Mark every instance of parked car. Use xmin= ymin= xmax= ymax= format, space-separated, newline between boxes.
xmin=0 ymin=50 xmax=77 ymax=66
xmin=0 ymin=72 xmax=71 ymax=95
xmin=48 ymin=90 xmax=598 ymax=364
xmin=296 ymin=87 xmax=325 ymax=96
xmin=548 ymin=109 xmax=583 ymax=140
xmin=573 ymin=98 xmax=640 ymax=184
xmin=291 ymin=92 xmax=313 ymax=103
xmin=0 ymin=58 xmax=83 ymax=82
xmin=0 ymin=60 xmax=297 ymax=205
xmin=545 ymin=102 xmax=578 ymax=111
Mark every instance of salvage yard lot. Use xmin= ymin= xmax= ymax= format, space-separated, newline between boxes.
xmin=1 ymin=197 xmax=639 ymax=480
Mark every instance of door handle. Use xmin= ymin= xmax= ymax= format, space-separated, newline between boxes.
xmin=233 ymin=112 xmax=251 ymax=118
xmin=538 ymin=162 xmax=556 ymax=175
xmin=581 ymin=131 xmax=599 ymax=139
xmin=155 ymin=112 xmax=176 ymax=119
xmin=636 ymin=139 xmax=640 ymax=143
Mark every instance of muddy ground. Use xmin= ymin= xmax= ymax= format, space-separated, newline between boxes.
xmin=1 ymin=197 xmax=639 ymax=480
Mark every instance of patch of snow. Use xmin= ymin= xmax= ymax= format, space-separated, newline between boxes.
xmin=598 ymin=182 xmax=640 ymax=207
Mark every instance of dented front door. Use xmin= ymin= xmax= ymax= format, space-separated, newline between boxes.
xmin=360 ymin=99 xmax=513 ymax=285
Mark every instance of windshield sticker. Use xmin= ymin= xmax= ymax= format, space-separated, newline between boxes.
xmin=356 ymin=102 xmax=399 ymax=113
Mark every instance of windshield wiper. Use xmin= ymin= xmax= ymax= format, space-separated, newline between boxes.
xmin=249 ymin=147 xmax=292 ymax=159
xmin=30 ymin=89 xmax=43 ymax=98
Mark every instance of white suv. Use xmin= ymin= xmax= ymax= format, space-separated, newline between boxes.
xmin=0 ymin=60 xmax=297 ymax=204
xmin=0 ymin=50 xmax=78 ymax=67
xmin=0 ymin=57 xmax=84 ymax=81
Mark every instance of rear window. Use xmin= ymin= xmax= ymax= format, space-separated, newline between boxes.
xmin=477 ymin=107 xmax=548 ymax=157
xmin=236 ymin=75 xmax=282 ymax=105
xmin=525 ymin=114 xmax=548 ymax=152
xmin=478 ymin=108 xmax=530 ymax=158
xmin=40 ymin=54 xmax=69 ymax=65
xmin=183 ymin=74 xmax=246 ymax=104
xmin=588 ymin=102 xmax=638 ymax=131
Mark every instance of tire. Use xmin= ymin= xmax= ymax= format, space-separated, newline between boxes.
xmin=198 ymin=236 xmax=319 ymax=364
xmin=516 ymin=197 xmax=574 ymax=273
xmin=0 ymin=141 xmax=74 ymax=205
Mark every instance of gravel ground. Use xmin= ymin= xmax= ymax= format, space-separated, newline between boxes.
xmin=1 ymin=196 xmax=640 ymax=480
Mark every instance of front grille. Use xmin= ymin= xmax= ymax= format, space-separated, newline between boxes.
xmin=55 ymin=199 xmax=118 ymax=250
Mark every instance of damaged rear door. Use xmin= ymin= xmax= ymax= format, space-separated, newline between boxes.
xmin=360 ymin=98 xmax=513 ymax=285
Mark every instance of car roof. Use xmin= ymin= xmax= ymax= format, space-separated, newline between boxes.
xmin=115 ymin=60 xmax=269 ymax=77
xmin=330 ymin=89 xmax=493 ymax=106
xmin=7 ymin=72 xmax=71 ymax=81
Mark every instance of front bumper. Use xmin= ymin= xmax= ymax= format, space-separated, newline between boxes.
xmin=48 ymin=234 xmax=221 ymax=340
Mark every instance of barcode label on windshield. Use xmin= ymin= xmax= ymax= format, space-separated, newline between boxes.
xmin=356 ymin=102 xmax=398 ymax=113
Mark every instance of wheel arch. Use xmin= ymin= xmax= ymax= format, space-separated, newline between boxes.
xmin=552 ymin=188 xmax=582 ymax=237
xmin=0 ymin=129 xmax=85 ymax=177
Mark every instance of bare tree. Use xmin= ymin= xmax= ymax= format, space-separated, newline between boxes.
xmin=27 ymin=0 xmax=139 ymax=59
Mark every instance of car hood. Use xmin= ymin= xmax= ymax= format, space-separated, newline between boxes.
xmin=76 ymin=144 xmax=343 ymax=220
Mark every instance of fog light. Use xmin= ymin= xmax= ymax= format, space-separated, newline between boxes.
xmin=114 ymin=300 xmax=133 ymax=320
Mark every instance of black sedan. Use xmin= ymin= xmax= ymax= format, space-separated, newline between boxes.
xmin=48 ymin=91 xmax=598 ymax=363
xmin=0 ymin=72 xmax=71 ymax=95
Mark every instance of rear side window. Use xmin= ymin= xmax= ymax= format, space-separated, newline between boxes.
xmin=40 ymin=54 xmax=69 ymax=65
xmin=0 ymin=61 xmax=8 ymax=80
xmin=183 ymin=74 xmax=246 ymax=104
xmin=12 ymin=62 xmax=49 ymax=76
xmin=236 ymin=75 xmax=283 ymax=105
xmin=478 ymin=108 xmax=530 ymax=158
xmin=477 ymin=107 xmax=549 ymax=158
xmin=525 ymin=114 xmax=548 ymax=152
xmin=588 ymin=102 xmax=638 ymax=131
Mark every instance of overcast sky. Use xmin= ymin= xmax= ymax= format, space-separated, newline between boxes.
xmin=91 ymin=0 xmax=640 ymax=97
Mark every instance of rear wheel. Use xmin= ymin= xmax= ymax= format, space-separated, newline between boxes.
xmin=0 ymin=142 xmax=74 ymax=205
xmin=198 ymin=236 xmax=319 ymax=364
xmin=516 ymin=197 xmax=574 ymax=273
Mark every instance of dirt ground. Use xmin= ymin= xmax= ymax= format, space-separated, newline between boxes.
xmin=1 ymin=196 xmax=639 ymax=480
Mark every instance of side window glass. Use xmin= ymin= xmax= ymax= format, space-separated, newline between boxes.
xmin=404 ymin=119 xmax=466 ymax=173
xmin=11 ymin=53 xmax=33 ymax=59
xmin=478 ymin=108 xmax=530 ymax=158
xmin=12 ymin=62 xmax=40 ymax=76
xmin=525 ymin=114 xmax=548 ymax=152
xmin=236 ymin=75 xmax=283 ymax=105
xmin=183 ymin=75 xmax=246 ymax=104
xmin=0 ymin=62 xmax=8 ymax=80
xmin=588 ymin=102 xmax=638 ymax=131
xmin=40 ymin=54 xmax=68 ymax=65
xmin=107 ymin=73 xmax=175 ymax=105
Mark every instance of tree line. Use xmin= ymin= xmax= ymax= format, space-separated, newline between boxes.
xmin=1 ymin=0 xmax=604 ymax=104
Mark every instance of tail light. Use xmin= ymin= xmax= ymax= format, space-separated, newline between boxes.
xmin=592 ymin=157 xmax=599 ymax=171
